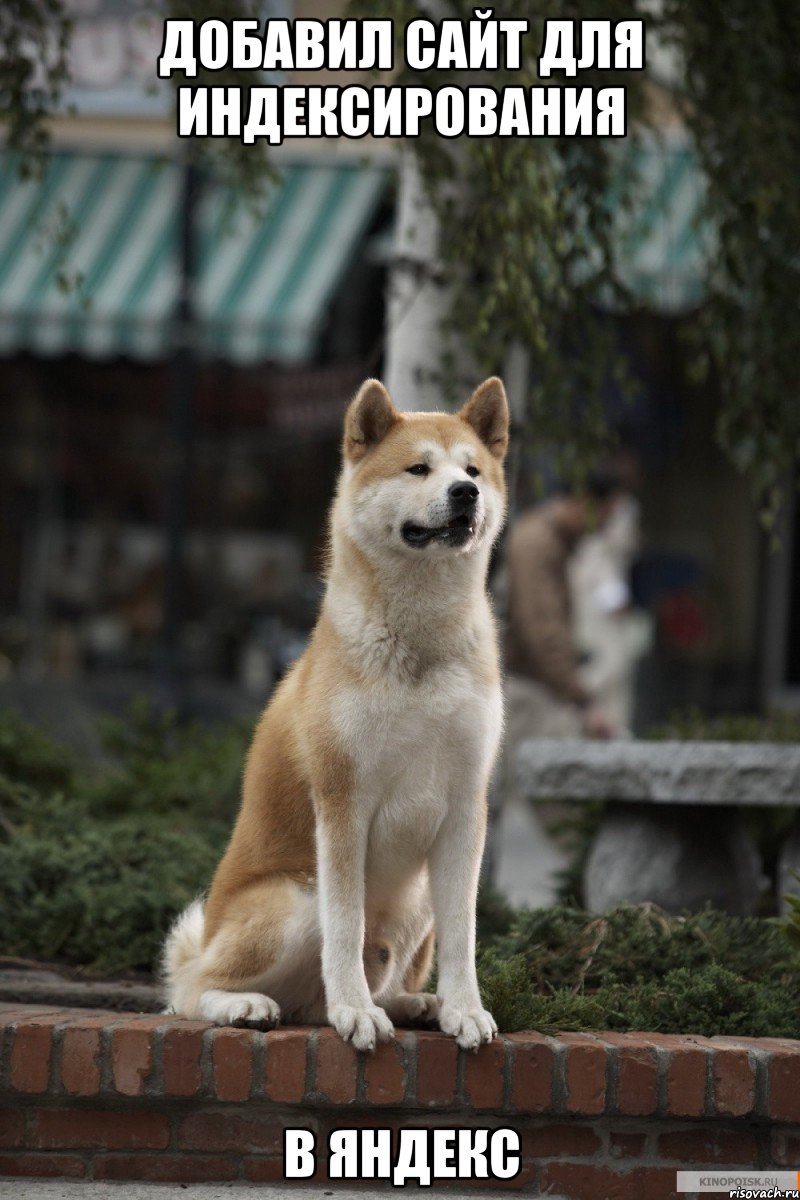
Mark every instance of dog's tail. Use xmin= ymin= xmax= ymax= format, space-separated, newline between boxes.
xmin=161 ymin=898 xmax=206 ymax=1015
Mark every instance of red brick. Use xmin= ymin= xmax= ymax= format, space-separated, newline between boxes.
xmin=602 ymin=1034 xmax=658 ymax=1116
xmin=666 ymin=1045 xmax=708 ymax=1117
xmin=31 ymin=1109 xmax=169 ymax=1151
xmin=244 ymin=1157 xmax=287 ymax=1183
xmin=459 ymin=1162 xmax=537 ymax=1190
xmin=463 ymin=1036 xmax=505 ymax=1109
xmin=364 ymin=1035 xmax=407 ymax=1105
xmin=61 ymin=1012 xmax=120 ymax=1033
xmin=9 ymin=1016 xmax=62 ymax=1093
xmin=657 ymin=1128 xmax=758 ymax=1165
xmin=771 ymin=1130 xmax=800 ymax=1166
xmin=263 ymin=1029 xmax=308 ymax=1103
xmin=769 ymin=1048 xmax=800 ymax=1122
xmin=562 ymin=1033 xmax=606 ymax=1116
xmin=177 ymin=1111 xmax=284 ymax=1153
xmin=320 ymin=1115 xmax=403 ymax=1151
xmin=712 ymin=1035 xmax=787 ymax=1051
xmin=60 ymin=1027 xmax=103 ymax=1097
xmin=508 ymin=1033 xmax=555 ymax=1113
xmin=211 ymin=1027 xmax=254 ymax=1102
xmin=161 ymin=1022 xmax=207 ymax=1097
xmin=521 ymin=1123 xmax=601 ymax=1158
xmin=540 ymin=1162 xmax=638 ymax=1200
xmin=640 ymin=1165 xmax=683 ymax=1200
xmin=94 ymin=1154 xmax=239 ymax=1183
xmin=415 ymin=1032 xmax=458 ymax=1106
xmin=609 ymin=1131 xmax=647 ymax=1159
xmin=713 ymin=1048 xmax=755 ymax=1117
xmin=315 ymin=1029 xmax=358 ymax=1104
xmin=110 ymin=1021 xmax=162 ymax=1096
xmin=66 ymin=1007 xmax=125 ymax=1019
xmin=0 ymin=1152 xmax=86 ymax=1178
xmin=0 ymin=1107 xmax=25 ymax=1148
xmin=635 ymin=1032 xmax=711 ymax=1120
xmin=0 ymin=1004 xmax=66 ymax=1021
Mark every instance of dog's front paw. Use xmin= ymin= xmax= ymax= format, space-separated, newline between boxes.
xmin=329 ymin=1003 xmax=394 ymax=1051
xmin=438 ymin=1002 xmax=497 ymax=1050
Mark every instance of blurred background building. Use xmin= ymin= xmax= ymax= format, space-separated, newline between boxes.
xmin=0 ymin=0 xmax=796 ymax=730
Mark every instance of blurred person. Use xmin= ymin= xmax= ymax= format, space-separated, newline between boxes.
xmin=489 ymin=469 xmax=629 ymax=908
xmin=504 ymin=468 xmax=628 ymax=743
xmin=570 ymin=490 xmax=653 ymax=733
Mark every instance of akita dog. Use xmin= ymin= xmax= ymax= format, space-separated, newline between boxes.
xmin=163 ymin=376 xmax=509 ymax=1051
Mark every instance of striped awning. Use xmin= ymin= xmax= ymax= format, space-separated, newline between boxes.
xmin=0 ymin=153 xmax=388 ymax=364
xmin=612 ymin=133 xmax=711 ymax=313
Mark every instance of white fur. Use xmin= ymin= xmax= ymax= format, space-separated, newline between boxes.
xmin=315 ymin=431 xmax=504 ymax=1049
xmin=199 ymin=990 xmax=280 ymax=1027
xmin=161 ymin=898 xmax=204 ymax=993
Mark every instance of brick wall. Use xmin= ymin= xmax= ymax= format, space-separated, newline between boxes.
xmin=1 ymin=1004 xmax=799 ymax=1197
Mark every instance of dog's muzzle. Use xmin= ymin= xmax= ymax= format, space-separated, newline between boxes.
xmin=401 ymin=482 xmax=480 ymax=548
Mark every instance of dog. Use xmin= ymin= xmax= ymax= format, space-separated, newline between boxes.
xmin=163 ymin=376 xmax=509 ymax=1051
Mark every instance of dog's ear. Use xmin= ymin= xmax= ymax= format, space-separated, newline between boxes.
xmin=344 ymin=379 xmax=400 ymax=462
xmin=459 ymin=377 xmax=509 ymax=460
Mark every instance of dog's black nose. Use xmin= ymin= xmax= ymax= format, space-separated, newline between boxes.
xmin=448 ymin=480 xmax=479 ymax=508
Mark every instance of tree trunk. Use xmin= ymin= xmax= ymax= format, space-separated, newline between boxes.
xmin=383 ymin=151 xmax=453 ymax=412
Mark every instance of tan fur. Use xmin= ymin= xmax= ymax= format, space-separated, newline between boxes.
xmin=164 ymin=377 xmax=509 ymax=1050
xmin=404 ymin=928 xmax=436 ymax=993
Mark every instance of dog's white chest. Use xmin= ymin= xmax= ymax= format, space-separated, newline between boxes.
xmin=333 ymin=662 xmax=501 ymax=886
xmin=335 ymin=661 xmax=496 ymax=777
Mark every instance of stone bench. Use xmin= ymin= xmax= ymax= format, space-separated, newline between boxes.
xmin=516 ymin=740 xmax=800 ymax=914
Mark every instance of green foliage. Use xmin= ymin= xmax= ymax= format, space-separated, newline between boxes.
xmin=478 ymin=947 xmax=608 ymax=1034
xmin=477 ymin=902 xmax=800 ymax=1037
xmin=0 ymin=0 xmax=71 ymax=161
xmin=475 ymin=881 xmax=517 ymax=941
xmin=357 ymin=0 xmax=645 ymax=485
xmin=354 ymin=0 xmax=800 ymax=516
xmin=154 ymin=0 xmax=278 ymax=200
xmin=649 ymin=706 xmax=800 ymax=744
xmin=0 ymin=702 xmax=247 ymax=974
xmin=542 ymin=800 xmax=605 ymax=908
xmin=3 ymin=0 xmax=277 ymax=219
xmin=659 ymin=0 xmax=800 ymax=528
xmin=785 ymin=874 xmax=800 ymax=955
xmin=0 ymin=805 xmax=223 ymax=974
xmin=492 ymin=903 xmax=795 ymax=989
xmin=90 ymin=697 xmax=248 ymax=820
xmin=0 ymin=707 xmax=74 ymax=791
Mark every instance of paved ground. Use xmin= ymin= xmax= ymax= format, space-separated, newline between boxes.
xmin=1 ymin=1184 xmax=527 ymax=1199
xmin=493 ymin=796 xmax=566 ymax=909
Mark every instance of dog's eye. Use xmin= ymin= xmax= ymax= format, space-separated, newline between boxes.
xmin=406 ymin=463 xmax=430 ymax=476
xmin=466 ymin=465 xmax=480 ymax=478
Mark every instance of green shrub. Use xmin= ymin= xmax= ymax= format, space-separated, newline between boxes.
xmin=475 ymin=903 xmax=800 ymax=1037
xmin=648 ymin=706 xmax=800 ymax=743
xmin=90 ymin=697 xmax=248 ymax=820
xmin=0 ymin=701 xmax=246 ymax=975
xmin=0 ymin=707 xmax=74 ymax=791
xmin=0 ymin=810 xmax=225 ymax=974
xmin=493 ymin=903 xmax=795 ymax=989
